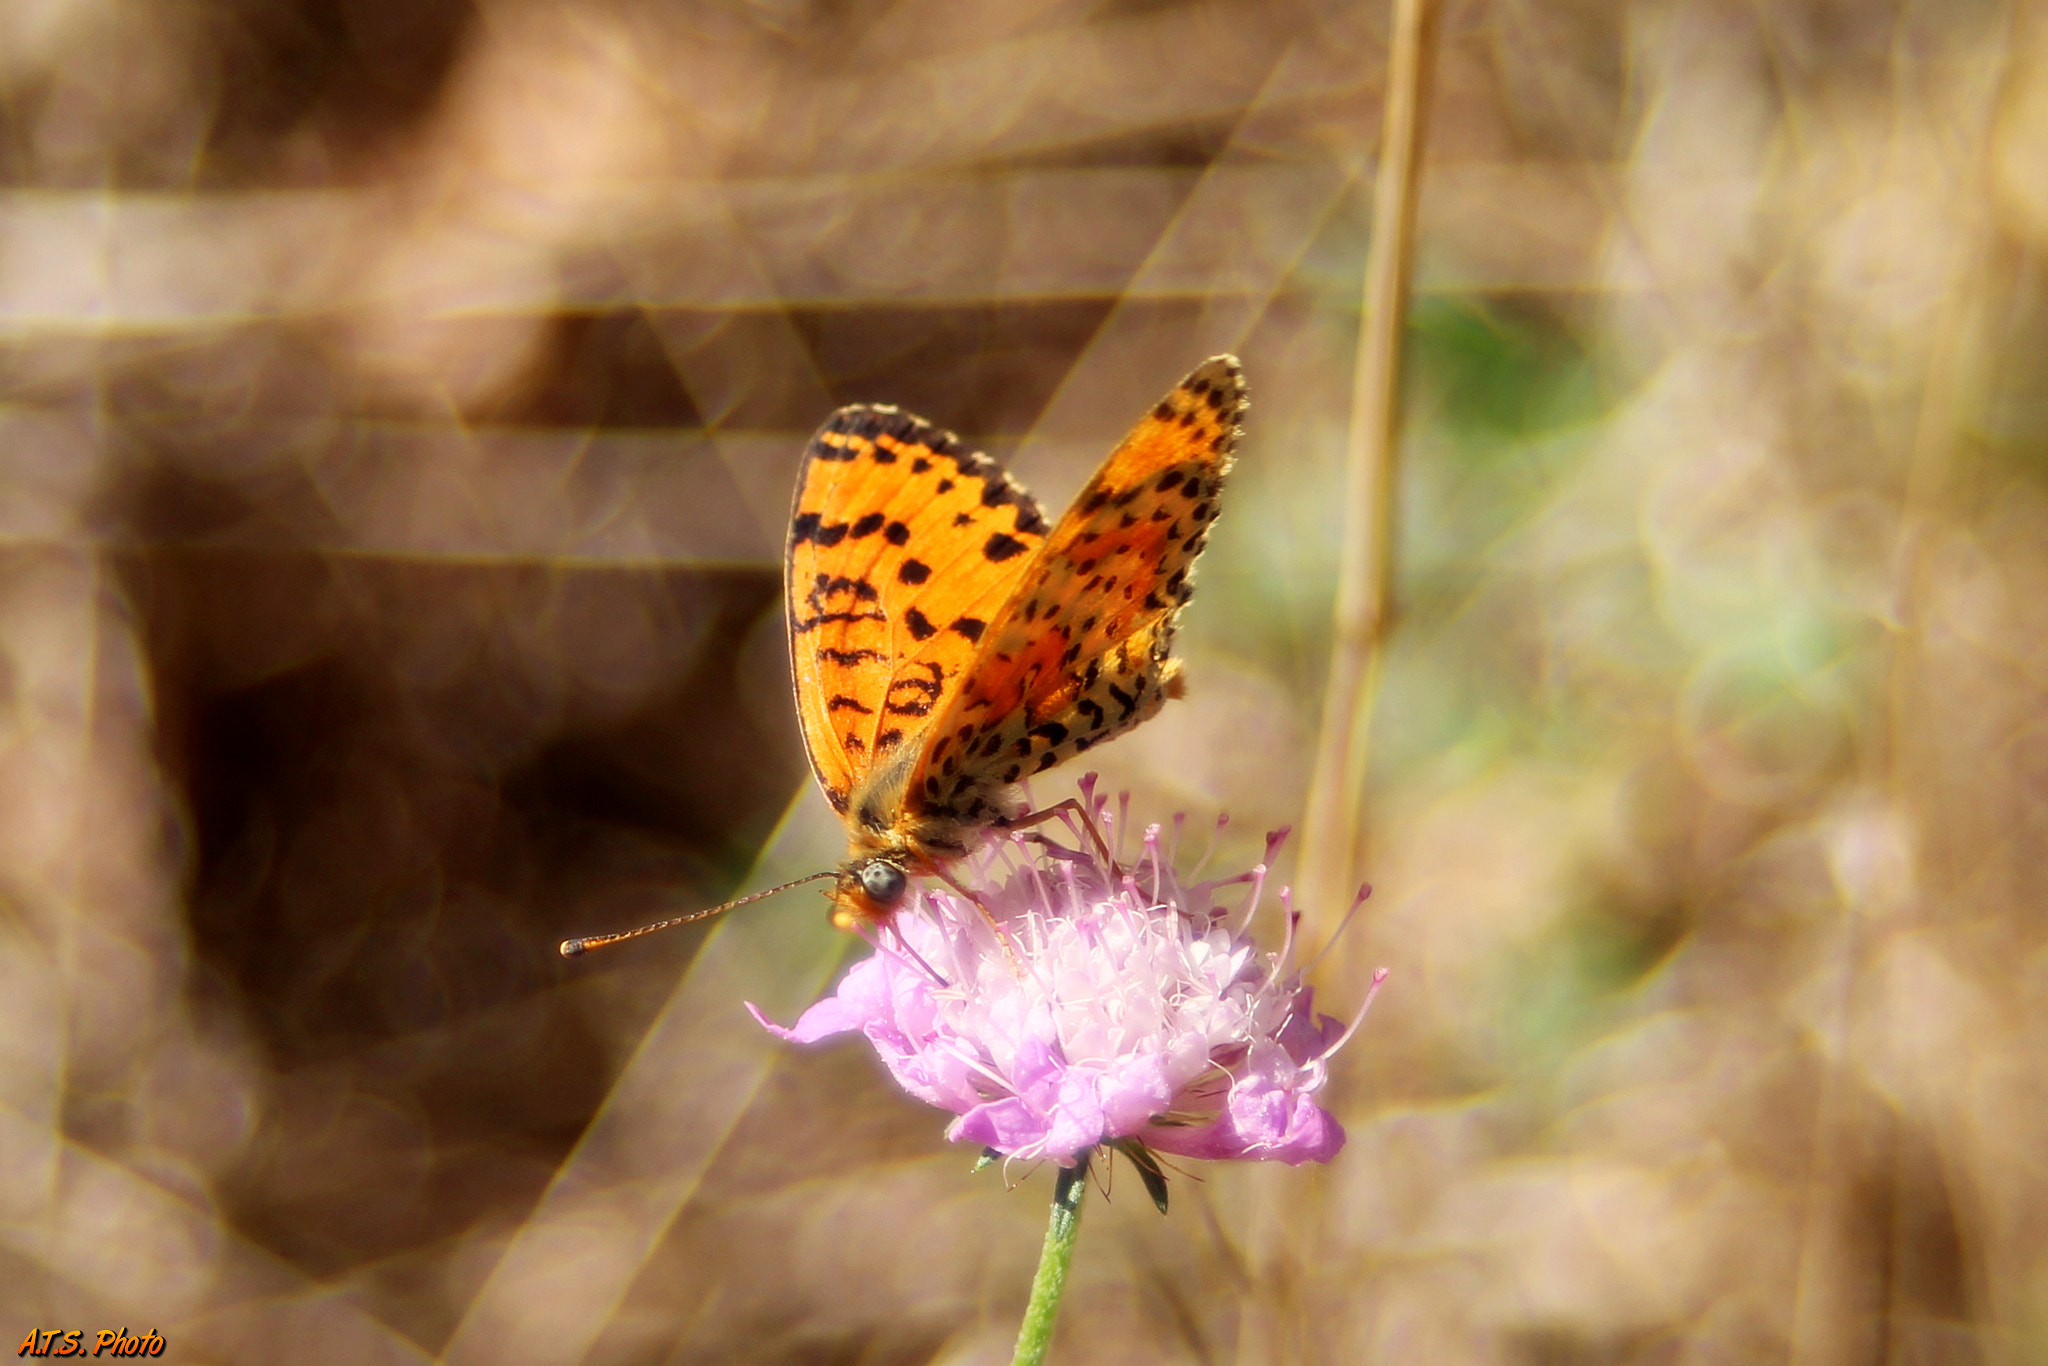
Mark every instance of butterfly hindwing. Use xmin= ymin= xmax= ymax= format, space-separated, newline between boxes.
xmin=905 ymin=356 xmax=1246 ymax=821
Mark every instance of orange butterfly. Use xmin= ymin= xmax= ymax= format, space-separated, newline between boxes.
xmin=787 ymin=355 xmax=1246 ymax=927
xmin=561 ymin=356 xmax=1244 ymax=956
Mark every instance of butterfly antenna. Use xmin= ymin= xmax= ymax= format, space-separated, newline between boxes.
xmin=559 ymin=871 xmax=838 ymax=957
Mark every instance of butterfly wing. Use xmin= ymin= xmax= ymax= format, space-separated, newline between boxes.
xmin=786 ymin=406 xmax=1050 ymax=820
xmin=903 ymin=355 xmax=1246 ymax=824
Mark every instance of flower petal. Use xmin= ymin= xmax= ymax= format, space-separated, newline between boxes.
xmin=1145 ymin=1080 xmax=1346 ymax=1165
xmin=950 ymin=1097 xmax=1052 ymax=1157
xmin=744 ymin=997 xmax=861 ymax=1044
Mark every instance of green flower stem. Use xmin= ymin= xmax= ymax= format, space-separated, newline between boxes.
xmin=1011 ymin=1150 xmax=1092 ymax=1366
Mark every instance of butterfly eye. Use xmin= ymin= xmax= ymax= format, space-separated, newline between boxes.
xmin=859 ymin=860 xmax=908 ymax=906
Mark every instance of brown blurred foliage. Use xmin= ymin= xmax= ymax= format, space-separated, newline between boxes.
xmin=2 ymin=0 xmax=2045 ymax=1362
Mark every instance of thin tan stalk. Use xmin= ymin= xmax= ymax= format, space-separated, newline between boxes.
xmin=1297 ymin=0 xmax=1438 ymax=929
xmin=1231 ymin=12 xmax=1440 ymax=1366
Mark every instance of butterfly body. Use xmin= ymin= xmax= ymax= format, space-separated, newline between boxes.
xmin=786 ymin=357 xmax=1247 ymax=927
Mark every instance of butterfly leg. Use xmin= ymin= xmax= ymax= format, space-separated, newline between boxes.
xmin=930 ymin=862 xmax=1023 ymax=974
xmin=1002 ymin=798 xmax=1121 ymax=879
xmin=882 ymin=915 xmax=953 ymax=988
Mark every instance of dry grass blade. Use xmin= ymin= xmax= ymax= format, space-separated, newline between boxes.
xmin=1297 ymin=0 xmax=1438 ymax=933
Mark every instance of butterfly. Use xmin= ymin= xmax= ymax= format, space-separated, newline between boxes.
xmin=558 ymin=357 xmax=1245 ymax=959
xmin=787 ymin=355 xmax=1246 ymax=928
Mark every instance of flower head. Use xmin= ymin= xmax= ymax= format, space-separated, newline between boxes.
xmin=750 ymin=781 xmax=1385 ymax=1167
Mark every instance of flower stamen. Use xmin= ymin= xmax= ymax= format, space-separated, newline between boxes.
xmin=1318 ymin=966 xmax=1392 ymax=1064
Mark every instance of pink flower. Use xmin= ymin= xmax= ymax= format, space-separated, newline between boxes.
xmin=750 ymin=783 xmax=1385 ymax=1168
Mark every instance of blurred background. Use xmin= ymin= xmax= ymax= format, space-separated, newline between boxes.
xmin=3 ymin=0 xmax=2045 ymax=1362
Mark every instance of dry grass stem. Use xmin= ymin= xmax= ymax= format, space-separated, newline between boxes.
xmin=1298 ymin=0 xmax=1439 ymax=931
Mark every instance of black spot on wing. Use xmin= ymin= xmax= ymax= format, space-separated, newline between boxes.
xmin=890 ymin=664 xmax=944 ymax=698
xmin=808 ymin=575 xmax=879 ymax=607
xmin=950 ymin=616 xmax=985 ymax=642
xmin=793 ymin=610 xmax=884 ymax=634
xmin=984 ymin=532 xmax=1028 ymax=562
xmin=898 ymin=558 xmax=932 ymax=585
xmin=791 ymin=512 xmax=853 ymax=548
xmin=905 ymin=607 xmax=937 ymax=640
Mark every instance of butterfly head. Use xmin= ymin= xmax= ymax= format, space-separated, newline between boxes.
xmin=830 ymin=855 xmax=911 ymax=929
